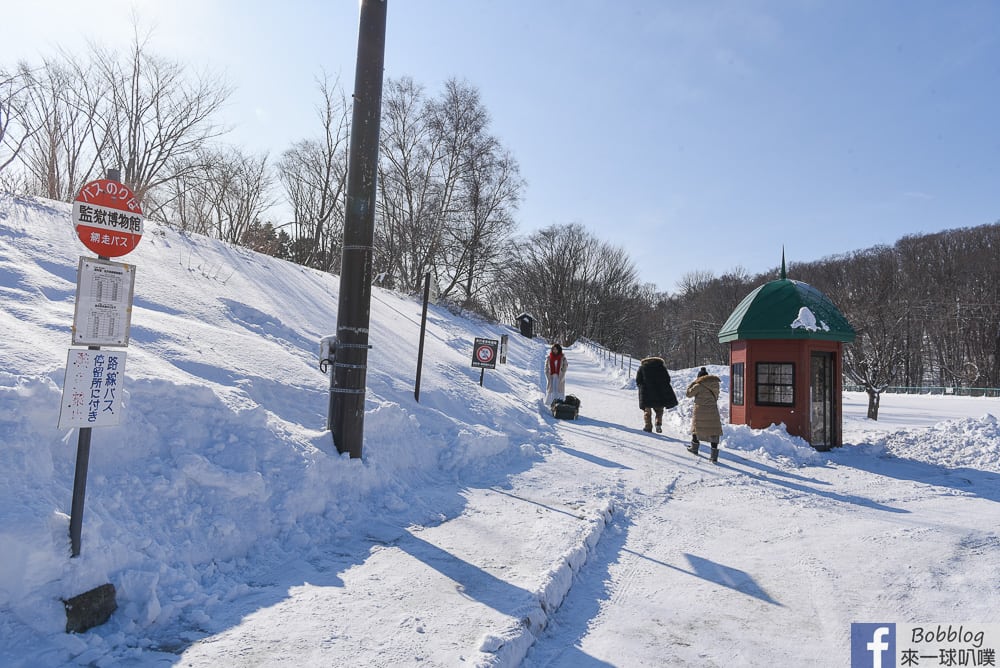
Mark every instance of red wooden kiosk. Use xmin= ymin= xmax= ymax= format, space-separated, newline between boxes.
xmin=718 ymin=264 xmax=856 ymax=450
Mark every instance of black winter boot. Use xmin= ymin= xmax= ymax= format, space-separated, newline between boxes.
xmin=687 ymin=440 xmax=700 ymax=455
xmin=710 ymin=446 xmax=719 ymax=463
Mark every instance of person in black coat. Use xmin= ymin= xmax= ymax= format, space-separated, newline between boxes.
xmin=636 ymin=356 xmax=678 ymax=432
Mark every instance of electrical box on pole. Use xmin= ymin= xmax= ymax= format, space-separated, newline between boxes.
xmin=329 ymin=0 xmax=387 ymax=458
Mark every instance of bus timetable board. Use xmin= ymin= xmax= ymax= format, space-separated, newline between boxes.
xmin=71 ymin=257 xmax=135 ymax=347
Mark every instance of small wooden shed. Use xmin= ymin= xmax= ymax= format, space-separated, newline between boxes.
xmin=516 ymin=313 xmax=535 ymax=338
xmin=717 ymin=266 xmax=856 ymax=450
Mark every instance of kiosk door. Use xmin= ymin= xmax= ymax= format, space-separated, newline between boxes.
xmin=810 ymin=352 xmax=834 ymax=449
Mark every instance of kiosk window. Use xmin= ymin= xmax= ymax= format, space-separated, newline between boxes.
xmin=732 ymin=363 xmax=745 ymax=406
xmin=756 ymin=362 xmax=794 ymax=406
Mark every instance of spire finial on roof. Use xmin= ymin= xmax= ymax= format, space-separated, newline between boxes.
xmin=780 ymin=247 xmax=787 ymax=280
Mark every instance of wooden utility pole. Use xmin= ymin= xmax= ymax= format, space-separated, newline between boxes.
xmin=329 ymin=0 xmax=387 ymax=458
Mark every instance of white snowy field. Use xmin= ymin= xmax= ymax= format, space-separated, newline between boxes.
xmin=1 ymin=191 xmax=999 ymax=667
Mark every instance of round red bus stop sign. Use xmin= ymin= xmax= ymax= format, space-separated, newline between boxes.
xmin=72 ymin=179 xmax=144 ymax=257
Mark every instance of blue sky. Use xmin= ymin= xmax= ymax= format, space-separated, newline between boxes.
xmin=4 ymin=1 xmax=998 ymax=292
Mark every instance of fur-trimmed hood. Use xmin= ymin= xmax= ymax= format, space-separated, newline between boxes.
xmin=686 ymin=373 xmax=723 ymax=437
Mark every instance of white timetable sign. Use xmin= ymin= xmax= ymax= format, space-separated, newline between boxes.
xmin=71 ymin=257 xmax=135 ymax=347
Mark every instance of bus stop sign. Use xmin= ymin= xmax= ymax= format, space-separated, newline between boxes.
xmin=72 ymin=179 xmax=144 ymax=257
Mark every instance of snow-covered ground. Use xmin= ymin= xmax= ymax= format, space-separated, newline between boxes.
xmin=1 ymin=192 xmax=998 ymax=667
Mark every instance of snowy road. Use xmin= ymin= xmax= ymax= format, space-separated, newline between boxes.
xmin=171 ymin=347 xmax=1000 ymax=667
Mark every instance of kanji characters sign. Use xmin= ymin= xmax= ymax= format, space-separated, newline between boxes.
xmin=71 ymin=257 xmax=135 ymax=347
xmin=58 ymin=349 xmax=127 ymax=429
xmin=72 ymin=179 xmax=144 ymax=257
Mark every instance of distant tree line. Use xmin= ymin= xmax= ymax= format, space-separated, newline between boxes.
xmin=3 ymin=34 xmax=998 ymax=398
xmin=648 ymin=223 xmax=1000 ymax=398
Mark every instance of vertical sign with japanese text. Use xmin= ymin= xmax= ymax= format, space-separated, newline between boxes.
xmin=58 ymin=349 xmax=127 ymax=429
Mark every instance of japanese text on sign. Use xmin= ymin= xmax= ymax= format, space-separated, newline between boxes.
xmin=73 ymin=179 xmax=144 ymax=257
xmin=76 ymin=179 xmax=142 ymax=213
xmin=72 ymin=257 xmax=135 ymax=347
xmin=58 ymin=349 xmax=127 ymax=429
xmin=75 ymin=205 xmax=143 ymax=232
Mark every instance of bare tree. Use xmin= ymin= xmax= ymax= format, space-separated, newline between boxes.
xmin=213 ymin=149 xmax=276 ymax=245
xmin=148 ymin=153 xmax=216 ymax=233
xmin=13 ymin=58 xmax=102 ymax=200
xmin=676 ymin=270 xmax=715 ymax=298
xmin=150 ymin=146 xmax=275 ymax=245
xmin=428 ymin=79 xmax=525 ymax=307
xmin=276 ymin=75 xmax=349 ymax=271
xmin=583 ymin=243 xmax=643 ymax=350
xmin=512 ymin=224 xmax=590 ymax=342
xmin=82 ymin=25 xmax=231 ymax=203
xmin=375 ymin=76 xmax=444 ymax=291
xmin=0 ymin=65 xmax=36 ymax=176
xmin=437 ymin=143 xmax=523 ymax=307
xmin=375 ymin=77 xmax=523 ymax=299
xmin=895 ymin=224 xmax=1000 ymax=389
xmin=844 ymin=317 xmax=907 ymax=420
xmin=624 ymin=283 xmax=669 ymax=359
xmin=508 ymin=223 xmax=641 ymax=344
xmin=799 ymin=246 xmax=905 ymax=419
xmin=667 ymin=268 xmax=753 ymax=367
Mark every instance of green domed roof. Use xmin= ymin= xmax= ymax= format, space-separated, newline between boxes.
xmin=717 ymin=278 xmax=856 ymax=343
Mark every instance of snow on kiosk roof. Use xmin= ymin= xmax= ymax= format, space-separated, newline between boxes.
xmin=717 ymin=277 xmax=856 ymax=343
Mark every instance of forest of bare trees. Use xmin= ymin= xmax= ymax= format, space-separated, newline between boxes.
xmin=654 ymin=223 xmax=1000 ymax=395
xmin=3 ymin=36 xmax=998 ymax=397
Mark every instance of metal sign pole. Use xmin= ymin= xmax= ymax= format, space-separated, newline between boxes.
xmin=68 ymin=418 xmax=93 ymax=557
xmin=68 ymin=168 xmax=120 ymax=557
xmin=414 ymin=272 xmax=430 ymax=402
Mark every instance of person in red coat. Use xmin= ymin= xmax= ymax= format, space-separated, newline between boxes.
xmin=636 ymin=356 xmax=678 ymax=433
xmin=544 ymin=343 xmax=568 ymax=405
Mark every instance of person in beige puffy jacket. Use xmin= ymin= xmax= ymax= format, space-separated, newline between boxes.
xmin=686 ymin=367 xmax=723 ymax=463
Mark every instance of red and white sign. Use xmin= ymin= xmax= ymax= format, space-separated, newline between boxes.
xmin=471 ymin=337 xmax=499 ymax=369
xmin=72 ymin=179 xmax=144 ymax=257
